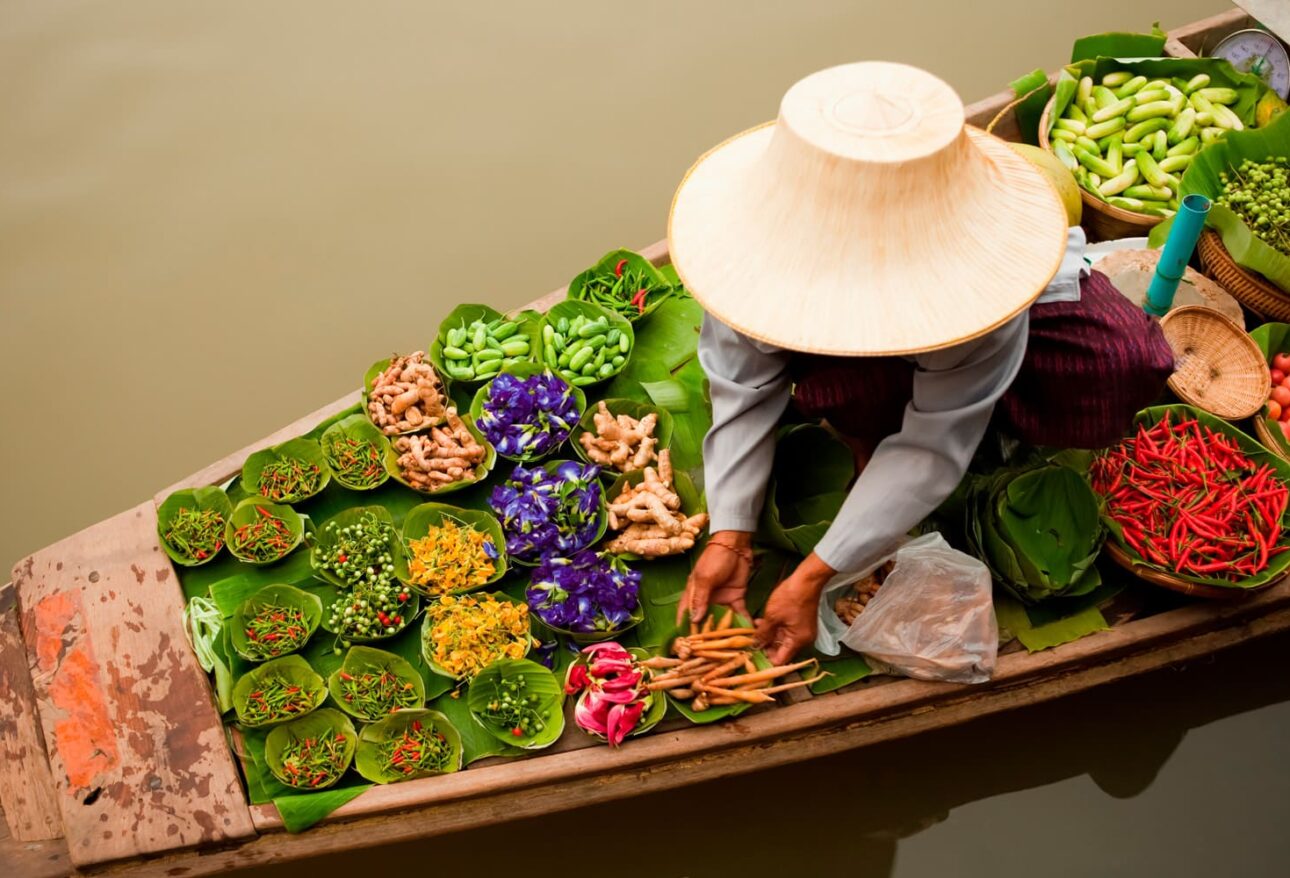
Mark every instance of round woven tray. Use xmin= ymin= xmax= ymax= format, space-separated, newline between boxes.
xmin=1197 ymin=229 xmax=1290 ymax=321
xmin=1158 ymin=305 xmax=1267 ymax=420
xmin=1037 ymin=99 xmax=1163 ymax=242
xmin=1103 ymin=541 xmax=1277 ymax=600
xmin=1254 ymin=416 xmax=1288 ymax=460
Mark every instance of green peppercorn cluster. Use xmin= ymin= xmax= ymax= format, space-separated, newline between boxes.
xmin=1217 ymin=157 xmax=1290 ymax=256
xmin=482 ymin=675 xmax=546 ymax=738
xmin=320 ymin=513 xmax=411 ymax=643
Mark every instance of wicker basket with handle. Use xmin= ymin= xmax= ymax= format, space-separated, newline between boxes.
xmin=1037 ymin=97 xmax=1162 ymax=243
xmin=1197 ymin=229 xmax=1290 ymax=321
xmin=1158 ymin=305 xmax=1267 ymax=420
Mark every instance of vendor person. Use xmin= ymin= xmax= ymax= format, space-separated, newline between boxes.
xmin=670 ymin=62 xmax=1173 ymax=664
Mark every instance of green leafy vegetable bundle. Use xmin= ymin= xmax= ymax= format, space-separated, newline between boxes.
xmin=966 ymin=463 xmax=1106 ymax=604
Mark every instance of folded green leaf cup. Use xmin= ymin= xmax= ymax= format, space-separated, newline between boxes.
xmin=661 ymin=608 xmax=771 ymax=724
xmin=539 ymin=300 xmax=635 ymax=388
xmin=309 ymin=505 xmax=411 ymax=589
xmin=602 ymin=467 xmax=705 ymax=562
xmin=354 ymin=709 xmax=463 ymax=783
xmin=566 ymin=248 xmax=673 ymax=324
xmin=466 ymin=658 xmax=565 ymax=750
xmin=224 ymin=498 xmax=306 ymax=565
xmin=232 ymin=655 xmax=327 ymax=728
xmin=241 ymin=437 xmax=331 ymax=504
xmin=264 ymin=708 xmax=357 ymax=791
xmin=157 ymin=485 xmax=233 ymax=567
xmin=468 ymin=362 xmax=587 ymax=462
xmin=401 ymin=503 xmax=508 ymax=597
xmin=320 ymin=414 xmax=392 ymax=491
xmin=230 ymin=584 xmax=324 ymax=662
xmin=564 ymin=646 xmax=667 ymax=740
xmin=327 ymin=646 xmax=426 ymax=722
xmin=569 ymin=398 xmax=674 ymax=477
xmin=381 ymin=415 xmax=496 ymax=495
xmin=430 ymin=304 xmax=542 ymax=387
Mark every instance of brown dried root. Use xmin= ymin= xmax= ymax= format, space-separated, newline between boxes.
xmin=392 ymin=409 xmax=486 ymax=491
xmin=834 ymin=560 xmax=895 ymax=626
xmin=603 ymin=450 xmax=708 ymax=557
xmin=577 ymin=402 xmax=659 ymax=473
xmin=367 ymin=351 xmax=449 ymax=435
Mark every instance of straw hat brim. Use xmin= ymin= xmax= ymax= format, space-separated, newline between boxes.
xmin=668 ymin=123 xmax=1069 ymax=356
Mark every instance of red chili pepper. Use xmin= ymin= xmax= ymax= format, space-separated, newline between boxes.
xmin=614 ymin=258 xmax=627 ymax=277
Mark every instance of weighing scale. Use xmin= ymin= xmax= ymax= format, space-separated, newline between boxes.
xmin=1212 ymin=27 xmax=1290 ymax=99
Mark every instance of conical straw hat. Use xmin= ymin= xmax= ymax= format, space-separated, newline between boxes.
xmin=668 ymin=62 xmax=1069 ymax=356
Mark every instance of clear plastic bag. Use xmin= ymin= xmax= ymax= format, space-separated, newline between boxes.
xmin=815 ymin=532 xmax=997 ymax=684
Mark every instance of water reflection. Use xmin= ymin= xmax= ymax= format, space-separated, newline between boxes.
xmin=242 ymin=630 xmax=1290 ymax=878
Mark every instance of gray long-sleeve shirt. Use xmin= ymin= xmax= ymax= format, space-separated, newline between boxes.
xmin=699 ymin=227 xmax=1089 ymax=575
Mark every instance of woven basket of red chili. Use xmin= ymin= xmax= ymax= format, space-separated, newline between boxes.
xmin=1090 ymin=405 xmax=1290 ymax=596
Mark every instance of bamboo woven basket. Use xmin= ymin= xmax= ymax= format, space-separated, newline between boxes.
xmin=1037 ymin=98 xmax=1162 ymax=242
xmin=1103 ymin=542 xmax=1276 ymax=600
xmin=1253 ymin=416 xmax=1288 ymax=459
xmin=1158 ymin=305 xmax=1267 ymax=420
xmin=1197 ymin=229 xmax=1290 ymax=321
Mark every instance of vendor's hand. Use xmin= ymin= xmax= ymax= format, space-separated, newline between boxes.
xmin=678 ymin=531 xmax=754 ymax=624
xmin=756 ymin=553 xmax=836 ymax=665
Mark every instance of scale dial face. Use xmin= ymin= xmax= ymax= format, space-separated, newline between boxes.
xmin=1212 ymin=28 xmax=1290 ymax=99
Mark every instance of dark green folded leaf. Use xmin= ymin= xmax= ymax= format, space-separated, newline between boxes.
xmin=241 ymin=437 xmax=332 ymax=504
xmin=327 ymin=646 xmax=426 ymax=722
xmin=401 ymin=502 xmax=508 ymax=595
xmin=319 ymin=414 xmax=392 ymax=491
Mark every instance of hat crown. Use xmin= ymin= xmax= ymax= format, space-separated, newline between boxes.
xmin=776 ymin=62 xmax=966 ymax=164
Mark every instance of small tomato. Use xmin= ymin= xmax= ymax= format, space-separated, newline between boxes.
xmin=1269 ymin=400 xmax=1283 ymax=421
xmin=1273 ymin=353 xmax=1290 ymax=373
xmin=1272 ymin=369 xmax=1286 ymax=386
xmin=1271 ymin=386 xmax=1290 ymax=408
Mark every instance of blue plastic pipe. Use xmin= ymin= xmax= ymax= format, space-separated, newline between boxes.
xmin=1144 ymin=193 xmax=1213 ymax=317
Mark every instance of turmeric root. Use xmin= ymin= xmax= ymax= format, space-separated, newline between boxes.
xmin=392 ymin=409 xmax=486 ymax=491
xmin=578 ymin=402 xmax=659 ymax=473
xmin=367 ymin=351 xmax=449 ymax=435
xmin=603 ymin=449 xmax=707 ymax=557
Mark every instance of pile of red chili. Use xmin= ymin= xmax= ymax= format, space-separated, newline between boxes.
xmin=1090 ymin=414 xmax=1289 ymax=582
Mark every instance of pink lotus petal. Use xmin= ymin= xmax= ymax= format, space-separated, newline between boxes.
xmin=595 ymin=686 xmax=638 ymax=704
xmin=620 ymin=700 xmax=646 ymax=736
xmin=601 ymin=670 xmax=641 ymax=691
xmin=565 ymin=664 xmax=590 ymax=694
xmin=606 ymin=703 xmax=627 ymax=747
xmin=574 ymin=693 xmax=608 ymax=735
xmin=582 ymin=642 xmax=629 ymax=660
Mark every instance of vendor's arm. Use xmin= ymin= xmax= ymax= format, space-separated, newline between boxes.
xmin=679 ymin=315 xmax=793 ymax=622
xmin=758 ymin=312 xmax=1030 ymax=662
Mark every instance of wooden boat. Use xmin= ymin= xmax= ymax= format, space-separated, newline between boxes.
xmin=2 ymin=8 xmax=1286 ymax=875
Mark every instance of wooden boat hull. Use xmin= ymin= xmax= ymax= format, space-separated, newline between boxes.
xmin=0 ymin=7 xmax=1281 ymax=875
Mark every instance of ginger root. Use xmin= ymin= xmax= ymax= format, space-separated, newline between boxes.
xmin=367 ymin=351 xmax=449 ymax=435
xmin=833 ymin=560 xmax=894 ymax=626
xmin=603 ymin=449 xmax=707 ymax=557
xmin=392 ymin=409 xmax=486 ymax=491
xmin=578 ymin=402 xmax=659 ymax=473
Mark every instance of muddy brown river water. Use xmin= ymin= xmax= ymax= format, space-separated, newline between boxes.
xmin=3 ymin=2 xmax=1286 ymax=875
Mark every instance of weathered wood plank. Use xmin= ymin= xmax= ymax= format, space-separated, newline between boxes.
xmin=0 ymin=582 xmax=62 ymax=841
xmin=1170 ymin=8 xmax=1255 ymax=54
xmin=10 ymin=505 xmax=256 ymax=867
xmin=0 ymin=809 xmax=72 ymax=878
